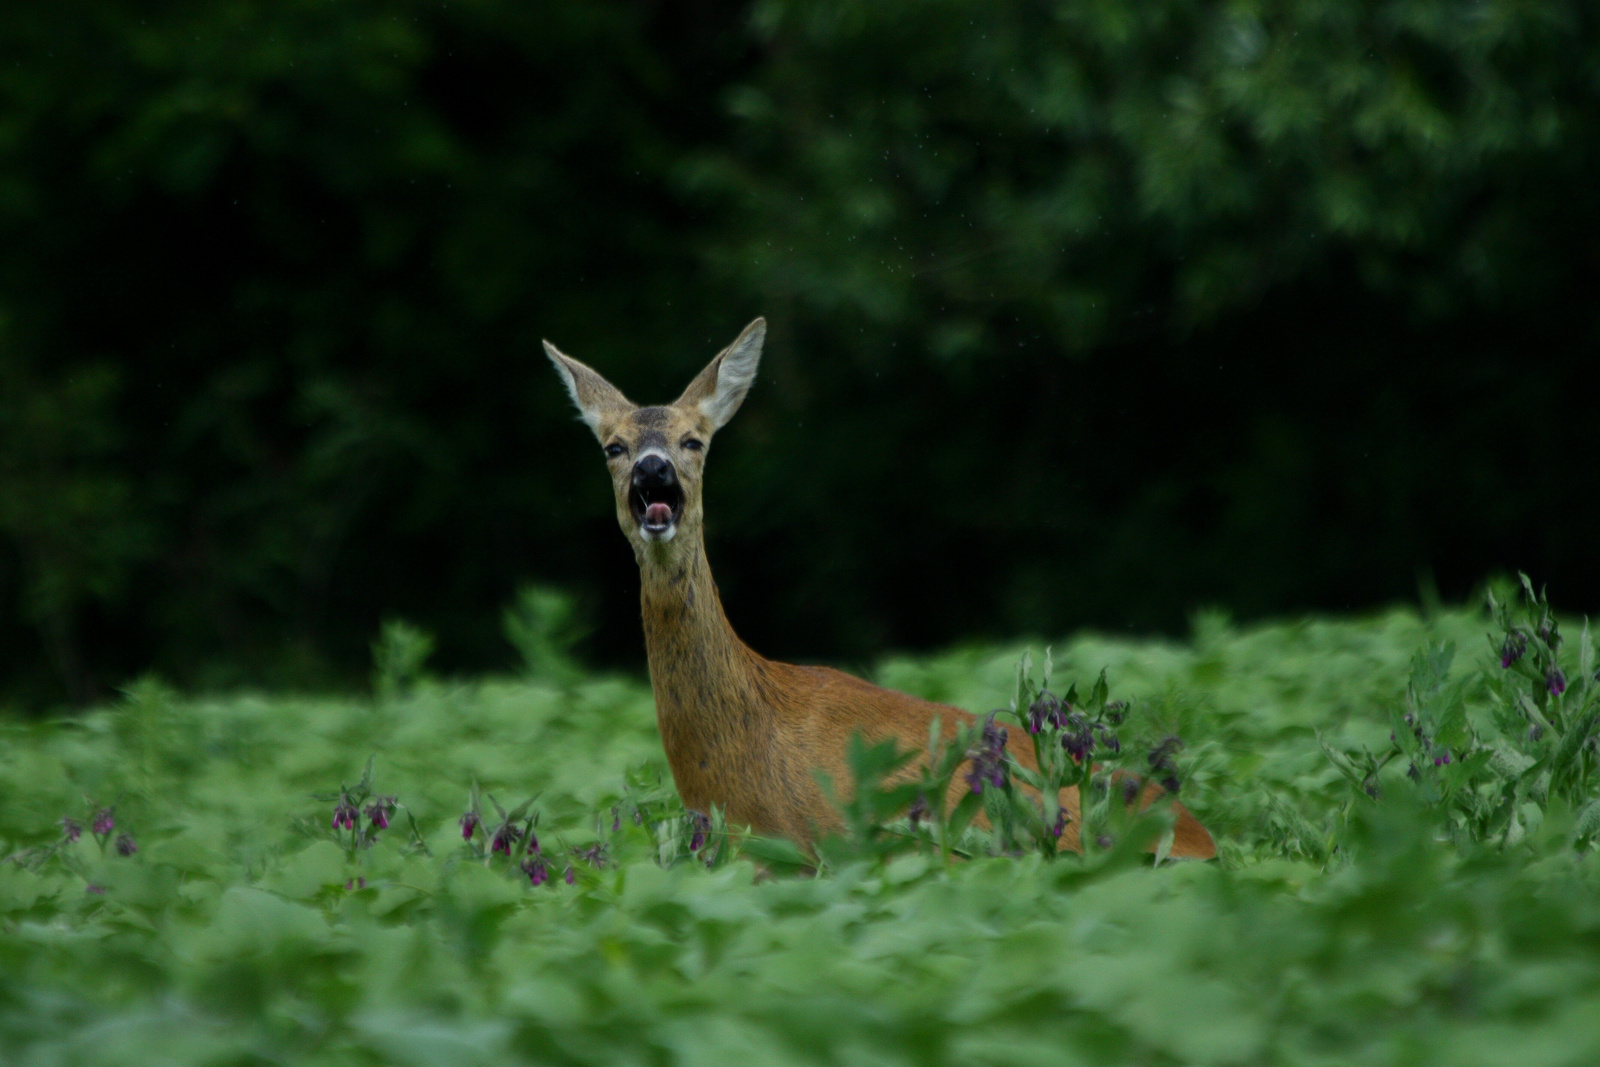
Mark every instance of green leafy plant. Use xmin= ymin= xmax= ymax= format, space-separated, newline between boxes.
xmin=1323 ymin=575 xmax=1600 ymax=852
xmin=502 ymin=584 xmax=590 ymax=683
xmin=811 ymin=650 xmax=1194 ymax=869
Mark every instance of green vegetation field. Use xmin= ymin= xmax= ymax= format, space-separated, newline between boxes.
xmin=5 ymin=598 xmax=1600 ymax=1066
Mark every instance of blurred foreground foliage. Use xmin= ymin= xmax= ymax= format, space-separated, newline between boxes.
xmin=1 ymin=0 xmax=1598 ymax=705
xmin=6 ymin=602 xmax=1600 ymax=1064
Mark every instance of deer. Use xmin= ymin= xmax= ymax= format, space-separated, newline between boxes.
xmin=544 ymin=318 xmax=1215 ymax=859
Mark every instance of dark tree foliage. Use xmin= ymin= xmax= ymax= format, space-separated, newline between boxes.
xmin=0 ymin=0 xmax=1596 ymax=707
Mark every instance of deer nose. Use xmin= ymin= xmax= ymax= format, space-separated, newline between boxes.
xmin=632 ymin=454 xmax=676 ymax=487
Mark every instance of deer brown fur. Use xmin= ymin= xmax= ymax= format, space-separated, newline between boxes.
xmin=545 ymin=318 xmax=1215 ymax=858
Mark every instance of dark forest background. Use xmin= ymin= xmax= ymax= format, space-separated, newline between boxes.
xmin=1 ymin=0 xmax=1596 ymax=710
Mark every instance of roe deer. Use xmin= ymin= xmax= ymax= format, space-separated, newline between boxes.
xmin=544 ymin=318 xmax=1215 ymax=858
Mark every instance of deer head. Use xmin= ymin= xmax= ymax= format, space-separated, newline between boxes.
xmin=543 ymin=318 xmax=765 ymax=558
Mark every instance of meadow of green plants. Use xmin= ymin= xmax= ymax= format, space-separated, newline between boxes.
xmin=4 ymin=582 xmax=1600 ymax=1066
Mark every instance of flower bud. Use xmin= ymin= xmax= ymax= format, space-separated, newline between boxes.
xmin=687 ymin=810 xmax=712 ymax=852
xmin=1026 ymin=692 xmax=1060 ymax=735
xmin=1537 ymin=617 xmax=1561 ymax=651
xmin=490 ymin=823 xmax=521 ymax=855
xmin=332 ymin=799 xmax=360 ymax=831
xmin=907 ymin=793 xmax=930 ymax=828
xmin=1500 ymin=631 xmax=1527 ymax=669
xmin=365 ymin=797 xmax=395 ymax=831
xmin=460 ymin=811 xmax=479 ymax=840
xmin=1120 ymin=776 xmax=1141 ymax=807
xmin=114 ymin=833 xmax=137 ymax=857
xmin=92 ymin=808 xmax=115 ymax=836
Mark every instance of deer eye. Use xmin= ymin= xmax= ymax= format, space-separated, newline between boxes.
xmin=604 ymin=443 xmax=626 ymax=459
xmin=681 ymin=438 xmax=703 ymax=451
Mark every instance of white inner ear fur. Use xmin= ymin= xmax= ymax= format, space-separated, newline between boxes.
xmin=544 ymin=340 xmax=612 ymax=437
xmin=699 ymin=320 xmax=765 ymax=429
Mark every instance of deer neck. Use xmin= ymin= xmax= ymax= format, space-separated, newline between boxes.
xmin=635 ymin=534 xmax=771 ymax=767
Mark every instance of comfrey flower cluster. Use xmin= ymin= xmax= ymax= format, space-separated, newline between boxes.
xmin=688 ymin=810 xmax=713 ymax=852
xmin=1504 ymin=624 xmax=1569 ymax=694
xmin=1393 ymin=712 xmax=1455 ymax=778
xmin=459 ymin=788 xmax=562 ymax=887
xmin=520 ymin=853 xmax=548 ymax=886
xmin=314 ymin=763 xmax=413 ymax=867
xmin=1146 ymin=736 xmax=1183 ymax=795
xmin=965 ymin=713 xmax=1009 ymax=794
xmin=1026 ymin=691 xmax=1125 ymax=765
xmin=330 ymin=792 xmax=397 ymax=840
xmin=491 ymin=821 xmax=527 ymax=856
xmin=59 ymin=804 xmax=137 ymax=860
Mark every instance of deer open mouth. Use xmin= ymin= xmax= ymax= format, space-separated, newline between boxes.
xmin=629 ymin=465 xmax=683 ymax=539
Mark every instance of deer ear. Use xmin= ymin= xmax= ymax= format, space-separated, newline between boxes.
xmin=544 ymin=340 xmax=634 ymax=439
xmin=676 ymin=318 xmax=765 ymax=430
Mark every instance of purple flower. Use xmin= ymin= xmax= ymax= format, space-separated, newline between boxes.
xmin=1500 ymin=631 xmax=1527 ymax=668
xmin=365 ymin=797 xmax=395 ymax=831
xmin=490 ymin=823 xmax=522 ymax=856
xmin=345 ymin=877 xmax=366 ymax=890
xmin=964 ymin=712 xmax=1012 ymax=793
xmin=1104 ymin=701 xmax=1128 ymax=726
xmin=1062 ymin=713 xmax=1094 ymax=763
xmin=114 ymin=833 xmax=137 ymax=857
xmin=1120 ymin=776 xmax=1141 ymax=807
xmin=907 ymin=793 xmax=930 ymax=828
xmin=521 ymin=857 xmax=548 ymax=886
xmin=574 ymin=843 xmax=609 ymax=868
xmin=1026 ymin=692 xmax=1063 ymax=735
xmin=1148 ymin=736 xmax=1181 ymax=772
xmin=92 ymin=808 xmax=114 ymax=836
xmin=688 ymin=811 xmax=712 ymax=852
xmin=611 ymin=808 xmax=622 ymax=833
xmin=1547 ymin=668 xmax=1567 ymax=695
xmin=60 ymin=817 xmax=82 ymax=843
xmin=565 ymin=866 xmax=575 ymax=885
xmin=965 ymin=755 xmax=1006 ymax=794
xmin=1051 ymin=807 xmax=1068 ymax=839
xmin=981 ymin=713 xmax=1008 ymax=754
xmin=332 ymin=796 xmax=359 ymax=831
xmin=1097 ymin=727 xmax=1120 ymax=756
xmin=460 ymin=812 xmax=480 ymax=840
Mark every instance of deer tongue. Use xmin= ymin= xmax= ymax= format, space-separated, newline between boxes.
xmin=644 ymin=502 xmax=673 ymax=527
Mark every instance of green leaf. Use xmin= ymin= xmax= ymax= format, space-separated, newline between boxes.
xmin=946 ymin=788 xmax=983 ymax=844
xmin=1574 ymin=798 xmax=1600 ymax=844
xmin=1089 ymin=669 xmax=1109 ymax=709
